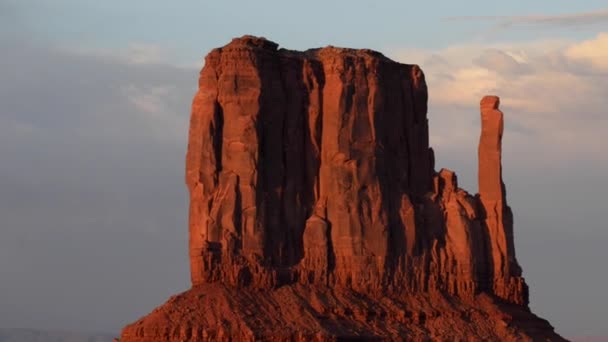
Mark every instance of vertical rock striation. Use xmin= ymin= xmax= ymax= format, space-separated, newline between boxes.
xmin=119 ymin=36 xmax=563 ymax=341
xmin=183 ymin=37 xmax=525 ymax=302
xmin=185 ymin=36 xmax=436 ymax=293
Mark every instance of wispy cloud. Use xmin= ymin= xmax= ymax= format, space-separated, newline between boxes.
xmin=65 ymin=43 xmax=173 ymax=66
xmin=446 ymin=8 xmax=608 ymax=28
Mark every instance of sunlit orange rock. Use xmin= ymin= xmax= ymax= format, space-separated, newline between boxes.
xmin=118 ymin=36 xmax=564 ymax=341
xmin=478 ymin=95 xmax=526 ymax=304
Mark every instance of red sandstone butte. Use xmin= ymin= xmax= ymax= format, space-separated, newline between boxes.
xmin=118 ymin=36 xmax=565 ymax=341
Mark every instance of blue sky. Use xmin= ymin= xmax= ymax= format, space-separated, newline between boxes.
xmin=10 ymin=0 xmax=608 ymax=62
xmin=1 ymin=1 xmax=608 ymax=339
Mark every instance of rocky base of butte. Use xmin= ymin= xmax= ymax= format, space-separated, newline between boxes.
xmin=118 ymin=36 xmax=565 ymax=341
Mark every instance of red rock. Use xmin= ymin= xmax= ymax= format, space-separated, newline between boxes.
xmin=478 ymin=95 xmax=525 ymax=304
xmin=118 ymin=36 xmax=564 ymax=341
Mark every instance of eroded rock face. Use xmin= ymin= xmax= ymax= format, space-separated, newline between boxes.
xmin=186 ymin=36 xmax=434 ymax=292
xmin=118 ymin=36 xmax=563 ymax=341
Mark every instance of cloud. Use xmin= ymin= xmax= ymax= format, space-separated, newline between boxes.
xmin=121 ymin=84 xmax=173 ymax=114
xmin=119 ymin=84 xmax=190 ymax=142
xmin=565 ymin=32 xmax=608 ymax=70
xmin=67 ymin=43 xmax=175 ymax=66
xmin=0 ymin=37 xmax=198 ymax=333
xmin=473 ymin=49 xmax=530 ymax=74
xmin=446 ymin=8 xmax=608 ymax=29
xmin=1 ymin=40 xmax=196 ymax=145
xmin=389 ymin=32 xmax=608 ymax=165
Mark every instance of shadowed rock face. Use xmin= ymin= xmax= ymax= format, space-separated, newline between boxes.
xmin=118 ymin=36 xmax=564 ymax=341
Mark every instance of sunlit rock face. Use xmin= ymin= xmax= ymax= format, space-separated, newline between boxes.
xmin=118 ymin=36 xmax=564 ymax=341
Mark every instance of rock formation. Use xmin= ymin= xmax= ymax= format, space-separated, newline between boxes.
xmin=118 ymin=36 xmax=564 ymax=341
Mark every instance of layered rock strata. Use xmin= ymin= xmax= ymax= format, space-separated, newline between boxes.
xmin=119 ymin=36 xmax=564 ymax=341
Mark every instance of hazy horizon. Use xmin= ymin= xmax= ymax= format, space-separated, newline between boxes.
xmin=1 ymin=1 xmax=607 ymax=339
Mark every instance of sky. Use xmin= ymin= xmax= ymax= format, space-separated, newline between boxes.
xmin=1 ymin=0 xmax=607 ymax=339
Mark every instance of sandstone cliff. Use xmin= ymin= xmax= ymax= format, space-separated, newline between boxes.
xmin=118 ymin=36 xmax=564 ymax=341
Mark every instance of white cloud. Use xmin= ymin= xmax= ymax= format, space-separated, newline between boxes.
xmin=565 ymin=32 xmax=608 ymax=71
xmin=121 ymin=84 xmax=176 ymax=114
xmin=120 ymin=84 xmax=189 ymax=142
xmin=389 ymin=32 xmax=608 ymax=164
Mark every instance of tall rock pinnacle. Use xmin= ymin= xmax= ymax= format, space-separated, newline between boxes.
xmin=478 ymin=95 xmax=524 ymax=304
xmin=479 ymin=96 xmax=505 ymax=201
xmin=118 ymin=37 xmax=564 ymax=341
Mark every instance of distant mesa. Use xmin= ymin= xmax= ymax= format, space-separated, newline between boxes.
xmin=117 ymin=36 xmax=565 ymax=341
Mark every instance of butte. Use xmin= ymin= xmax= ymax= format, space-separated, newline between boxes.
xmin=117 ymin=36 xmax=565 ymax=341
